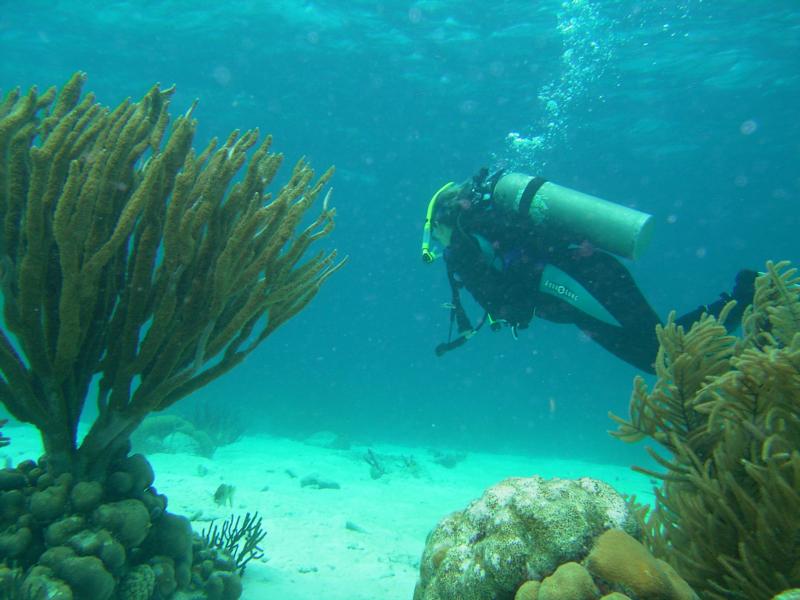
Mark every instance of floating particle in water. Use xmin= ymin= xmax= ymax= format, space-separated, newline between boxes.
xmin=212 ymin=65 xmax=232 ymax=86
xmin=740 ymin=119 xmax=758 ymax=135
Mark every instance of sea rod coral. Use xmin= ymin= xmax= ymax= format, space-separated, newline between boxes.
xmin=611 ymin=260 xmax=800 ymax=599
xmin=0 ymin=72 xmax=343 ymax=598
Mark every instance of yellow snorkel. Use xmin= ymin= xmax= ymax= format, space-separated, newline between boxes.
xmin=421 ymin=182 xmax=455 ymax=264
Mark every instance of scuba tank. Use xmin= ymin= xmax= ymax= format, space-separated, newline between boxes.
xmin=491 ymin=172 xmax=654 ymax=260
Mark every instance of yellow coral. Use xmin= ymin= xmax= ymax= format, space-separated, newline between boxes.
xmin=539 ymin=562 xmax=598 ymax=600
xmin=610 ymin=261 xmax=800 ymax=598
xmin=515 ymin=580 xmax=541 ymax=600
xmin=587 ymin=529 xmax=694 ymax=600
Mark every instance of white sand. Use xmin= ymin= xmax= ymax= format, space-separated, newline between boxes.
xmin=2 ymin=424 xmax=655 ymax=600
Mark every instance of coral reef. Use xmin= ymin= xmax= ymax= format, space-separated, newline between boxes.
xmin=514 ymin=580 xmax=541 ymax=600
xmin=538 ymin=561 xmax=599 ymax=599
xmin=0 ymin=73 xmax=342 ymax=598
xmin=508 ymin=530 xmax=697 ymax=600
xmin=610 ymin=260 xmax=800 ymax=599
xmin=200 ymin=511 xmax=266 ymax=575
xmin=413 ymin=475 xmax=643 ymax=600
xmin=429 ymin=449 xmax=468 ymax=469
xmin=586 ymin=529 xmax=695 ymax=599
xmin=364 ymin=448 xmax=387 ymax=479
xmin=360 ymin=448 xmax=424 ymax=479
xmin=182 ymin=401 xmax=247 ymax=449
xmin=0 ymin=453 xmax=241 ymax=599
xmin=132 ymin=414 xmax=218 ymax=458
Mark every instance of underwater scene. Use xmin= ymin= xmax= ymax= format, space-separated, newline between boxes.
xmin=1 ymin=1 xmax=798 ymax=598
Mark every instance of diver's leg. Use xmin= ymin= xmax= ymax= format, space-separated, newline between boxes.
xmin=553 ymin=250 xmax=662 ymax=372
xmin=555 ymin=249 xmax=662 ymax=330
xmin=576 ymin=318 xmax=659 ymax=373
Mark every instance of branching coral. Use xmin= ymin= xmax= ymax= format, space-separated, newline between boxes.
xmin=200 ymin=512 xmax=267 ymax=576
xmin=610 ymin=260 xmax=800 ymax=599
xmin=0 ymin=73 xmax=344 ymax=477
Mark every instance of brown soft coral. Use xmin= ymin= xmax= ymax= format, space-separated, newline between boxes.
xmin=610 ymin=261 xmax=800 ymax=598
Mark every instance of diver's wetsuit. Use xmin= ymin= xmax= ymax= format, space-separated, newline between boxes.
xmin=442 ymin=207 xmax=755 ymax=374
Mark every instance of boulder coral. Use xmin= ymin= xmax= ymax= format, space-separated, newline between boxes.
xmin=413 ymin=476 xmax=639 ymax=600
xmin=538 ymin=561 xmax=599 ymax=600
xmin=586 ymin=529 xmax=696 ymax=600
xmin=0 ymin=453 xmax=242 ymax=599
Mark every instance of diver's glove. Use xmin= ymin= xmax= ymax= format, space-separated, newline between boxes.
xmin=435 ymin=334 xmax=471 ymax=357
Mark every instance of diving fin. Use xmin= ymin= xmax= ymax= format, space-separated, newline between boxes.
xmin=675 ymin=269 xmax=758 ymax=331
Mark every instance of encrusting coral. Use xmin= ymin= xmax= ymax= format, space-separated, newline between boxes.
xmin=0 ymin=73 xmax=343 ymax=598
xmin=610 ymin=260 xmax=800 ymax=599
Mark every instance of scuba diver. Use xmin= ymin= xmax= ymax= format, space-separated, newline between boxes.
xmin=420 ymin=168 xmax=757 ymax=373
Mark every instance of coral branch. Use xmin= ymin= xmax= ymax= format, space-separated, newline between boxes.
xmin=0 ymin=74 xmax=343 ymax=476
xmin=611 ymin=260 xmax=800 ymax=598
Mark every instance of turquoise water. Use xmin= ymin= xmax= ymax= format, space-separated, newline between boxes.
xmin=1 ymin=1 xmax=798 ymax=464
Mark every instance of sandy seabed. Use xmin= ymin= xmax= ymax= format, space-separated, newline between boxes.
xmin=2 ymin=423 xmax=654 ymax=600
